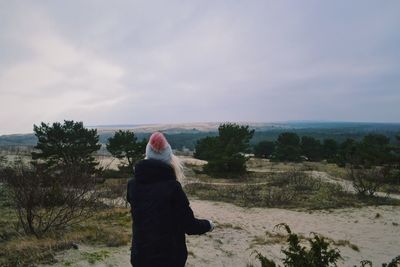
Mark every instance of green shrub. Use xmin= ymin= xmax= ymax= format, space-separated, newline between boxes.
xmin=254 ymin=223 xmax=342 ymax=267
xmin=254 ymin=224 xmax=400 ymax=267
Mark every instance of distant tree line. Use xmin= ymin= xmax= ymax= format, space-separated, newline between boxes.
xmin=193 ymin=124 xmax=400 ymax=184
xmin=253 ymin=132 xmax=400 ymax=194
xmin=253 ymin=132 xmax=400 ymax=166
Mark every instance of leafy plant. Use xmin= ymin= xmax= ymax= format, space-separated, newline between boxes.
xmin=254 ymin=223 xmax=342 ymax=267
xmin=254 ymin=224 xmax=400 ymax=267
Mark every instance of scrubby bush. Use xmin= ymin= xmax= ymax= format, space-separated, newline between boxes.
xmin=1 ymin=161 xmax=99 ymax=238
xmin=346 ymin=166 xmax=391 ymax=197
xmin=185 ymin=183 xmax=295 ymax=208
xmin=254 ymin=223 xmax=342 ymax=267
xmin=253 ymin=224 xmax=400 ymax=267
xmin=286 ymin=171 xmax=321 ymax=192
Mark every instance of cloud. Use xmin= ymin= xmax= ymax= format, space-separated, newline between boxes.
xmin=0 ymin=1 xmax=399 ymax=134
xmin=0 ymin=2 xmax=127 ymax=133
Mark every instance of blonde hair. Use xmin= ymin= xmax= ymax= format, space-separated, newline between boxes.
xmin=170 ymin=154 xmax=185 ymax=183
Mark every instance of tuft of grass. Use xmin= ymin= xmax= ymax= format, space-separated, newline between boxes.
xmin=187 ymin=250 xmax=196 ymax=258
xmin=249 ymin=231 xmax=289 ymax=249
xmin=217 ymin=222 xmax=243 ymax=230
xmin=332 ymin=239 xmax=360 ymax=252
xmin=81 ymin=250 xmax=110 ymax=264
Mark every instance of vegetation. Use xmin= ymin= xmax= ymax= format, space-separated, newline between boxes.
xmin=300 ymin=136 xmax=322 ymax=162
xmin=1 ymin=159 xmax=99 ymax=238
xmin=253 ymin=224 xmax=400 ymax=267
xmin=0 ymin=155 xmax=6 ymax=166
xmin=273 ymin=133 xmax=302 ymax=162
xmin=32 ymin=120 xmax=101 ymax=175
xmin=253 ymin=141 xmax=275 ymax=158
xmin=346 ymin=166 xmax=392 ymax=197
xmin=194 ymin=123 xmax=254 ymax=175
xmin=0 ymin=121 xmax=104 ymax=239
xmin=253 ymin=132 xmax=399 ymax=165
xmin=185 ymin=170 xmax=399 ymax=209
xmin=0 ymin=121 xmax=133 ymax=267
xmin=322 ymin=139 xmax=338 ymax=163
xmin=106 ymin=130 xmax=146 ymax=173
xmin=254 ymin=223 xmax=342 ymax=267
xmin=81 ymin=250 xmax=110 ymax=264
xmin=194 ymin=136 xmax=219 ymax=161
xmin=0 ymin=121 xmax=399 ymax=266
xmin=0 ymin=202 xmax=131 ymax=266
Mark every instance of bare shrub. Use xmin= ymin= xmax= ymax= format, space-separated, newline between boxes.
xmin=346 ymin=166 xmax=390 ymax=197
xmin=287 ymin=170 xmax=321 ymax=191
xmin=1 ymin=162 xmax=99 ymax=238
xmin=264 ymin=187 xmax=295 ymax=206
xmin=271 ymin=170 xmax=321 ymax=192
xmin=97 ymin=179 xmax=128 ymax=207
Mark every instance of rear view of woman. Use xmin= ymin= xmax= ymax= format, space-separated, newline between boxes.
xmin=127 ymin=132 xmax=214 ymax=267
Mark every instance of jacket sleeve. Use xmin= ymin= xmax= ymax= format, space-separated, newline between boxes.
xmin=173 ymin=182 xmax=211 ymax=235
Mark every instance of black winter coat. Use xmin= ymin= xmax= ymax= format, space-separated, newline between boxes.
xmin=127 ymin=159 xmax=211 ymax=267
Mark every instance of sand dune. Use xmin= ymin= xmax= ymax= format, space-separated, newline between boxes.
xmin=40 ymin=200 xmax=400 ymax=267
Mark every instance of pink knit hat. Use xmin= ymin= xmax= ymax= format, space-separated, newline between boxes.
xmin=146 ymin=132 xmax=172 ymax=163
xmin=149 ymin=132 xmax=168 ymax=152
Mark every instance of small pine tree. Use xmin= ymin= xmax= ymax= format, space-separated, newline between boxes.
xmin=106 ymin=130 xmax=146 ymax=171
xmin=32 ymin=120 xmax=101 ymax=175
xmin=195 ymin=123 xmax=254 ymax=175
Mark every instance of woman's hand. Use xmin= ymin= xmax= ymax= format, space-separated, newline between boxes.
xmin=208 ymin=220 xmax=216 ymax=232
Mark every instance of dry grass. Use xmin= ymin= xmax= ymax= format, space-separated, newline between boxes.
xmin=249 ymin=229 xmax=359 ymax=253
xmin=246 ymin=158 xmax=347 ymax=178
xmin=185 ymin=174 xmax=400 ymax=210
xmin=0 ymin=206 xmax=131 ymax=266
xmin=216 ymin=222 xmax=243 ymax=230
xmin=249 ymin=231 xmax=288 ymax=249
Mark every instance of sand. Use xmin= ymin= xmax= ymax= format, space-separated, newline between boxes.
xmin=40 ymin=199 xmax=400 ymax=267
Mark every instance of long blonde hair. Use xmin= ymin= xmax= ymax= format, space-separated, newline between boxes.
xmin=170 ymin=154 xmax=185 ymax=183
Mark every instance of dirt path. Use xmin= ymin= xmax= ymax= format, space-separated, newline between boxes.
xmin=41 ymin=200 xmax=400 ymax=267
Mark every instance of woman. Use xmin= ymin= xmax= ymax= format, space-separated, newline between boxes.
xmin=127 ymin=132 xmax=215 ymax=267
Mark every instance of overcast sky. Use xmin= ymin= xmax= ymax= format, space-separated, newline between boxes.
xmin=0 ymin=1 xmax=399 ymax=134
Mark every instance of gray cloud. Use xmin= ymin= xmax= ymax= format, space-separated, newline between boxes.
xmin=0 ymin=0 xmax=399 ymax=134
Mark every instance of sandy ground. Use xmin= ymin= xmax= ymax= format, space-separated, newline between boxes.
xmin=39 ymin=157 xmax=400 ymax=266
xmin=40 ymin=199 xmax=400 ymax=267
